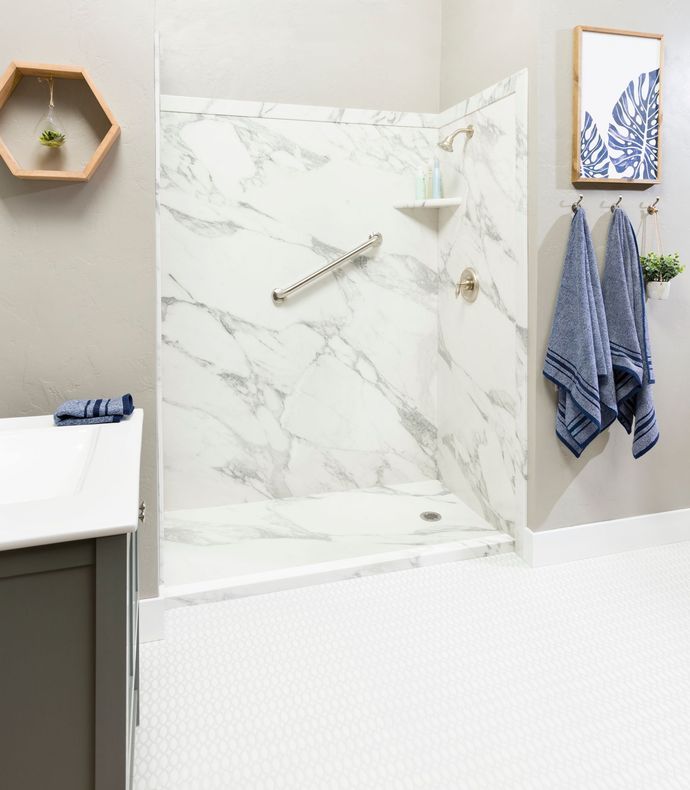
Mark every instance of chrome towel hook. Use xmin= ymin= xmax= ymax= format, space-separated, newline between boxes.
xmin=571 ymin=194 xmax=583 ymax=213
xmin=610 ymin=195 xmax=623 ymax=213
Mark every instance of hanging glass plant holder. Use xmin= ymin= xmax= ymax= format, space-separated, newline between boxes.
xmin=34 ymin=77 xmax=66 ymax=148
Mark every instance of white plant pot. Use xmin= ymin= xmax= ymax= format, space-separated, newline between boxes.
xmin=646 ymin=281 xmax=671 ymax=300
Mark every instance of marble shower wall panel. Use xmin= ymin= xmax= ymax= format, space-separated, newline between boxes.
xmin=159 ymin=107 xmax=439 ymax=510
xmin=436 ymin=73 xmax=528 ymax=534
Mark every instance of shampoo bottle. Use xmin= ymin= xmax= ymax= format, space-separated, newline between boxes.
xmin=432 ymin=157 xmax=443 ymax=199
xmin=415 ymin=168 xmax=426 ymax=200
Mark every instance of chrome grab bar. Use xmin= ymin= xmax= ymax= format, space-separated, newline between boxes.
xmin=272 ymin=232 xmax=383 ymax=303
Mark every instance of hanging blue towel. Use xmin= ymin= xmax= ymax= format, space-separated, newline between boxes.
xmin=543 ymin=209 xmax=617 ymax=457
xmin=603 ymin=209 xmax=658 ymax=458
xmin=54 ymin=394 xmax=134 ymax=426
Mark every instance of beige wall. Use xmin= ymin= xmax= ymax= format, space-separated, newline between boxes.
xmin=531 ymin=2 xmax=690 ymax=530
xmin=440 ymin=0 xmax=533 ymax=107
xmin=157 ymin=0 xmax=443 ymax=112
xmin=0 ymin=1 xmax=158 ymax=595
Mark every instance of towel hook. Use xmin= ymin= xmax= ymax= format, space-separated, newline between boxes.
xmin=571 ymin=194 xmax=583 ymax=213
xmin=646 ymin=196 xmax=660 ymax=215
xmin=610 ymin=195 xmax=623 ymax=213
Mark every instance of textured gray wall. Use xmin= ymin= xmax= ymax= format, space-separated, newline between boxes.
xmin=531 ymin=2 xmax=690 ymax=530
xmin=0 ymin=1 xmax=158 ymax=595
xmin=157 ymin=0 xmax=443 ymax=112
xmin=440 ymin=0 xmax=533 ymax=108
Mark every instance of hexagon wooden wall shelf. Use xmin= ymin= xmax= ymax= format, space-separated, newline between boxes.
xmin=0 ymin=61 xmax=120 ymax=182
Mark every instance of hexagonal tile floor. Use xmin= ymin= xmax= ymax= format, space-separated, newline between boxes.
xmin=134 ymin=542 xmax=690 ymax=789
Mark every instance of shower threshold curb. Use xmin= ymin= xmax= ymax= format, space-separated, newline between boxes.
xmin=161 ymin=532 xmax=514 ymax=608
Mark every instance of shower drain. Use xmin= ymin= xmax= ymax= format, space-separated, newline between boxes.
xmin=419 ymin=511 xmax=442 ymax=522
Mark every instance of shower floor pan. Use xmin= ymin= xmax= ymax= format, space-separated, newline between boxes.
xmin=161 ymin=479 xmax=513 ymax=606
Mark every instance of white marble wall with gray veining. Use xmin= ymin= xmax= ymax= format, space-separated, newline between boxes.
xmin=160 ymin=107 xmax=439 ymax=511
xmin=436 ymin=72 xmax=528 ymax=534
xmin=159 ymin=71 xmax=528 ymax=539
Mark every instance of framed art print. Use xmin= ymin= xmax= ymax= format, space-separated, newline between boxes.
xmin=573 ymin=26 xmax=663 ymax=186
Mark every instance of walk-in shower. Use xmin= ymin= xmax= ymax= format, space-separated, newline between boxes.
xmin=158 ymin=72 xmax=528 ymax=603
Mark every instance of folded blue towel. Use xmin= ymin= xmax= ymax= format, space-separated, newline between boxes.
xmin=603 ymin=209 xmax=658 ymax=458
xmin=54 ymin=394 xmax=134 ymax=427
xmin=543 ymin=209 xmax=617 ymax=457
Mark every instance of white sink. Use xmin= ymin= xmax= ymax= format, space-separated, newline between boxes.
xmin=0 ymin=410 xmax=143 ymax=551
xmin=0 ymin=425 xmax=97 ymax=506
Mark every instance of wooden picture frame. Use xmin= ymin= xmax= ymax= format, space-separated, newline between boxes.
xmin=572 ymin=26 xmax=663 ymax=188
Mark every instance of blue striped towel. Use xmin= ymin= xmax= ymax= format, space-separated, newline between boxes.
xmin=543 ymin=209 xmax=617 ymax=457
xmin=603 ymin=209 xmax=658 ymax=458
xmin=54 ymin=394 xmax=134 ymax=426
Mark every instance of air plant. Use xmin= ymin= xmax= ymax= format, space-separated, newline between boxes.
xmin=39 ymin=128 xmax=66 ymax=148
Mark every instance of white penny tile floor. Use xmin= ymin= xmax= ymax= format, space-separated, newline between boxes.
xmin=134 ymin=542 xmax=690 ymax=790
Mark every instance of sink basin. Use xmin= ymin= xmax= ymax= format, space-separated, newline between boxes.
xmin=0 ymin=410 xmax=143 ymax=551
xmin=0 ymin=425 xmax=97 ymax=506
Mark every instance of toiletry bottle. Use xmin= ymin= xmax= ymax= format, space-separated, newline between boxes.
xmin=432 ymin=157 xmax=443 ymax=199
xmin=415 ymin=168 xmax=426 ymax=200
xmin=425 ymin=166 xmax=433 ymax=199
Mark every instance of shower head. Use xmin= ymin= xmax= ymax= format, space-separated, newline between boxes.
xmin=438 ymin=124 xmax=474 ymax=152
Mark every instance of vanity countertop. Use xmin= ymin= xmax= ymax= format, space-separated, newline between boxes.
xmin=0 ymin=408 xmax=143 ymax=551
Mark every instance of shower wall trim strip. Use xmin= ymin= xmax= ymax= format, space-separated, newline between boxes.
xmin=160 ymin=94 xmax=437 ymax=127
xmin=159 ymin=70 xmax=526 ymax=130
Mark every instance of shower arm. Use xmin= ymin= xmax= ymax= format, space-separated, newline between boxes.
xmin=272 ymin=232 xmax=383 ymax=303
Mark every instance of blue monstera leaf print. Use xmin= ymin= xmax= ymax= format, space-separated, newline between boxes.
xmin=608 ymin=68 xmax=660 ymax=180
xmin=580 ymin=111 xmax=609 ymax=178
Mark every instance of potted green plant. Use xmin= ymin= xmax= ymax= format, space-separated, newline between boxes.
xmin=640 ymin=252 xmax=684 ymax=300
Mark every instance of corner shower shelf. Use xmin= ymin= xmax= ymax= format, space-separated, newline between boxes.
xmin=0 ymin=61 xmax=120 ymax=182
xmin=393 ymin=197 xmax=462 ymax=210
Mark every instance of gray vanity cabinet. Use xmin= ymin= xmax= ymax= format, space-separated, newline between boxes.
xmin=0 ymin=531 xmax=139 ymax=790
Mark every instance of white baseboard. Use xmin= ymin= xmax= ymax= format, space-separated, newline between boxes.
xmin=519 ymin=507 xmax=690 ymax=566
xmin=139 ymin=596 xmax=165 ymax=642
